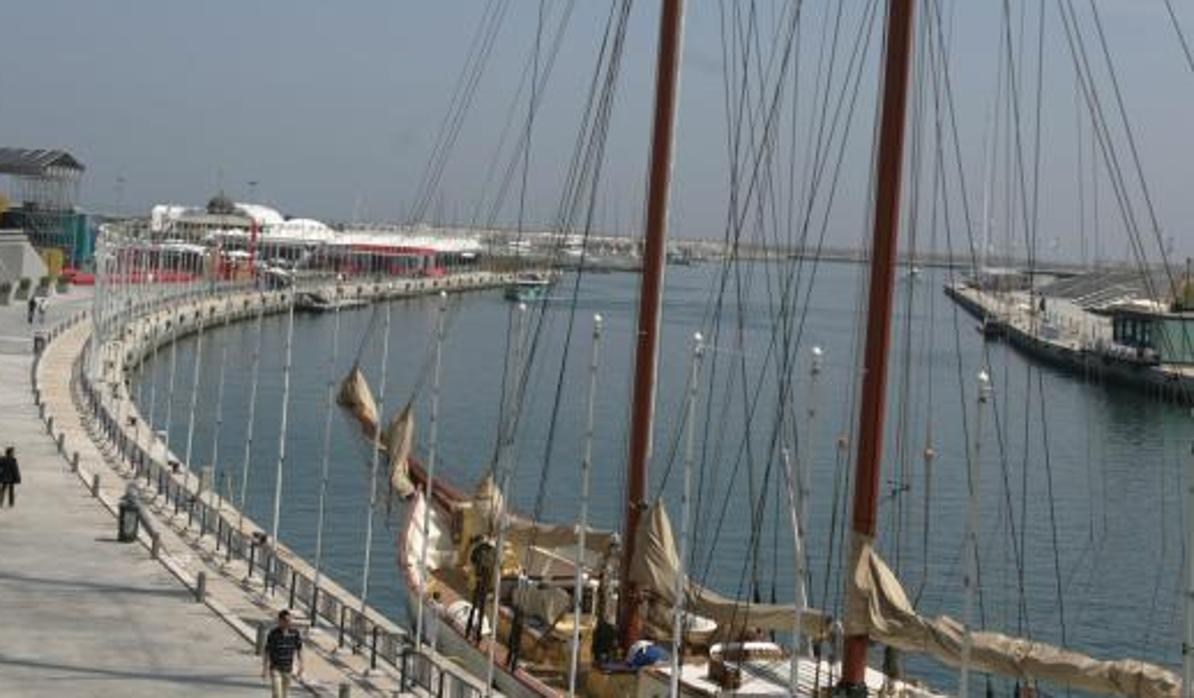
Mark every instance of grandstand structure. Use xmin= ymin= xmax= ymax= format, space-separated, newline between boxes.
xmin=0 ymin=147 xmax=91 ymax=268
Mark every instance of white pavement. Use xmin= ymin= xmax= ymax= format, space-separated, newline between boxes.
xmin=0 ymin=288 xmax=279 ymax=697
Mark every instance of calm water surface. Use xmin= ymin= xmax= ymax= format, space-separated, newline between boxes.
xmin=134 ymin=262 xmax=1191 ymax=694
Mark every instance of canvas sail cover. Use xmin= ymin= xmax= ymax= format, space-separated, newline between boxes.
xmin=629 ymin=501 xmax=831 ymax=640
xmin=844 ymin=534 xmax=1180 ymax=698
xmin=386 ymin=404 xmax=416 ymax=499
xmin=464 ymin=474 xmax=618 ymax=554
xmin=337 ymin=366 xmax=379 ymax=440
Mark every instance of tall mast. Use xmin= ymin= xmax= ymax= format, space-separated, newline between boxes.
xmin=839 ymin=0 xmax=917 ymax=694
xmin=618 ymin=0 xmax=686 ymax=649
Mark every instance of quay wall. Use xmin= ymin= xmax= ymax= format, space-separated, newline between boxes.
xmin=40 ymin=271 xmax=520 ymax=695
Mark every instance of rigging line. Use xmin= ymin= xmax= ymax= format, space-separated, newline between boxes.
xmin=689 ymin=0 xmax=816 ymax=583
xmin=410 ymin=1 xmax=511 ymax=224
xmin=1057 ymin=2 xmax=1158 ymax=301
xmin=1035 ymin=372 xmax=1069 ymax=647
xmin=1164 ymin=0 xmax=1194 ymax=75
xmin=482 ymin=2 xmax=582 ymax=229
xmin=410 ymin=0 xmax=503 ymax=220
xmin=929 ymin=0 xmax=1030 ymax=628
xmin=1086 ymin=0 xmax=1194 ymax=378
xmin=469 ymin=1 xmax=576 ymax=228
xmin=700 ymin=0 xmax=880 ymax=604
xmin=489 ymin=0 xmax=632 ymax=485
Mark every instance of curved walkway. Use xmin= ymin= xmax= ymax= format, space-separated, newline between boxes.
xmin=0 ymin=290 xmax=274 ymax=697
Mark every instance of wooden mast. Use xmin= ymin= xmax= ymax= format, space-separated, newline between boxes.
xmin=839 ymin=0 xmax=917 ymax=694
xmin=619 ymin=0 xmax=686 ymax=650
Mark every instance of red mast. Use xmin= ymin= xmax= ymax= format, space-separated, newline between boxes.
xmin=839 ymin=0 xmax=916 ymax=694
xmin=618 ymin=0 xmax=686 ymax=650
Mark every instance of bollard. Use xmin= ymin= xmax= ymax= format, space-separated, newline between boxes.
xmin=56 ymin=432 xmax=65 ymax=453
xmin=151 ymin=533 xmax=161 ymax=559
xmin=194 ymin=572 xmax=206 ymax=603
xmin=71 ymin=451 xmax=79 ymax=472
xmin=38 ymin=403 xmax=44 ymax=419
xmin=255 ymin=622 xmax=268 ymax=656
xmin=46 ymin=416 xmax=54 ymax=434
xmin=91 ymin=473 xmax=100 ymax=497
xmin=338 ymin=684 xmax=351 ymax=698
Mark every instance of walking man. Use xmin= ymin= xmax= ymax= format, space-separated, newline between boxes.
xmin=262 ymin=609 xmax=303 ymax=697
xmin=0 ymin=447 xmax=20 ymax=508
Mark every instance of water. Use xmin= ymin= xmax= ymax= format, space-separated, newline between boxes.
xmin=133 ymin=262 xmax=1191 ymax=694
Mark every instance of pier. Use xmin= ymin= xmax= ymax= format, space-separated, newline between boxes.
xmin=4 ymin=271 xmax=521 ymax=696
xmin=945 ymin=282 xmax=1194 ymax=404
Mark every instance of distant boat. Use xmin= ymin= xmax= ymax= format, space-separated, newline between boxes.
xmin=295 ymin=290 xmax=368 ymax=313
xmin=503 ymin=274 xmax=553 ymax=302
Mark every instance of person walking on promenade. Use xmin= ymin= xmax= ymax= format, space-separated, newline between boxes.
xmin=36 ymin=296 xmax=47 ymax=324
xmin=26 ymin=296 xmax=35 ymax=324
xmin=0 ymin=447 xmax=20 ymax=508
xmin=262 ymin=609 xmax=303 ymax=697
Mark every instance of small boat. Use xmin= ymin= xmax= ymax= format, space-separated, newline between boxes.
xmin=295 ymin=290 xmax=368 ymax=313
xmin=504 ymin=275 xmax=553 ymax=302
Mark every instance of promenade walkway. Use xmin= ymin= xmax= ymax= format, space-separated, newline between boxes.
xmin=0 ymin=289 xmax=275 ymax=697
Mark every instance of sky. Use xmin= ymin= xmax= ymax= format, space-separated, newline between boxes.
xmin=2 ymin=1 xmax=1193 ymax=263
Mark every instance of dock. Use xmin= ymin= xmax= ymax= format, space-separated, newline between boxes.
xmin=4 ymin=272 xmax=523 ymax=696
xmin=945 ymin=282 xmax=1194 ymax=404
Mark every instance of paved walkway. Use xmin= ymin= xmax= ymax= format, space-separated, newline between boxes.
xmin=0 ymin=289 xmax=274 ymax=697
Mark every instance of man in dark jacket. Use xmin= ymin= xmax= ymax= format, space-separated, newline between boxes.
xmin=0 ymin=446 xmax=20 ymax=508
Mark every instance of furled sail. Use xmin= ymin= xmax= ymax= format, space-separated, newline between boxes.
xmin=385 ymin=404 xmax=416 ymax=498
xmin=629 ymin=501 xmax=831 ymax=640
xmin=844 ymin=534 xmax=1181 ymax=698
xmin=462 ymin=474 xmax=618 ymax=555
xmin=337 ymin=365 xmax=380 ymax=440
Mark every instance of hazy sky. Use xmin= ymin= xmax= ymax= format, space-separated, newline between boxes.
xmin=3 ymin=1 xmax=1192 ymax=262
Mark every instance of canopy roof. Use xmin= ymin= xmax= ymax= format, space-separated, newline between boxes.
xmin=0 ymin=148 xmax=85 ymax=176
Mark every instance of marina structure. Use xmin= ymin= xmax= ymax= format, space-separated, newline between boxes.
xmin=946 ymin=272 xmax=1194 ymax=404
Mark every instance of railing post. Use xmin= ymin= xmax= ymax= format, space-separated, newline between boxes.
xmin=195 ymin=572 xmax=206 ymax=603
xmin=370 ymin=626 xmax=379 ymax=671
xmin=289 ymin=570 xmax=297 ymax=610
xmin=151 ymin=532 xmax=161 ymax=559
xmin=90 ymin=473 xmax=100 ymax=497
xmin=71 ymin=451 xmax=79 ymax=472
xmin=338 ymin=605 xmax=347 ymax=649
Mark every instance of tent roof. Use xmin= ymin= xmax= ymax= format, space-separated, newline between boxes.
xmin=0 ymin=148 xmax=85 ymax=176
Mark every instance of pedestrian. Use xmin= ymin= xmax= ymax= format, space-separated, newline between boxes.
xmin=36 ymin=296 xmax=47 ymax=324
xmin=0 ymin=447 xmax=20 ymax=508
xmin=26 ymin=296 xmax=35 ymax=324
xmin=261 ymin=609 xmax=303 ymax=697
xmin=465 ymin=536 xmax=496 ymax=643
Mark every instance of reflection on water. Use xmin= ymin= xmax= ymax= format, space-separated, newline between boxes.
xmin=135 ymin=262 xmax=1191 ymax=694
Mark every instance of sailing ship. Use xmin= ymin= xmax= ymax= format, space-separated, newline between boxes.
xmin=334 ymin=1 xmax=1184 ymax=696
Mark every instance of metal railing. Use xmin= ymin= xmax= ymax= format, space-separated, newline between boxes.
xmin=45 ymin=276 xmax=500 ymax=696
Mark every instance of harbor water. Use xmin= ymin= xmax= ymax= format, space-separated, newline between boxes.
xmin=133 ymin=262 xmax=1191 ymax=694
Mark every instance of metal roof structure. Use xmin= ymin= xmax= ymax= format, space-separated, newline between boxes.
xmin=0 ymin=148 xmax=85 ymax=177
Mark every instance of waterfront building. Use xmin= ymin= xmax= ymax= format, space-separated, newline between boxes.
xmin=1107 ymin=300 xmax=1194 ymax=365
xmin=0 ymin=146 xmax=93 ymax=269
